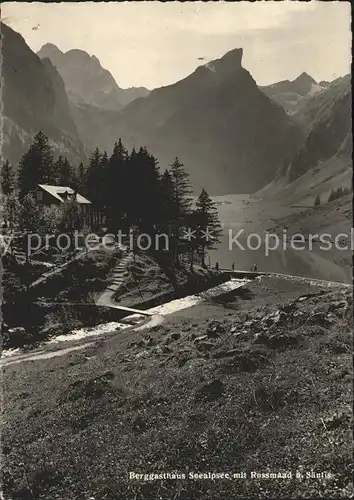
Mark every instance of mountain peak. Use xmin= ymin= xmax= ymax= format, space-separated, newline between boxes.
xmin=294 ymin=72 xmax=317 ymax=85
xmin=203 ymin=48 xmax=243 ymax=77
xmin=215 ymin=47 xmax=243 ymax=68
xmin=38 ymin=43 xmax=63 ymax=56
xmin=65 ymin=48 xmax=93 ymax=61
xmin=37 ymin=41 xmax=150 ymax=110
xmin=220 ymin=47 xmax=243 ymax=63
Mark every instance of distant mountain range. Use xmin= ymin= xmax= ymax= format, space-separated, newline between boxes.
xmin=1 ymin=22 xmax=351 ymax=198
xmin=284 ymin=74 xmax=351 ymax=182
xmin=260 ymin=72 xmax=326 ymax=114
xmin=37 ymin=43 xmax=150 ymax=110
xmin=257 ymin=74 xmax=351 ymax=203
xmin=66 ymin=47 xmax=304 ymax=194
xmin=1 ymin=23 xmax=87 ymax=166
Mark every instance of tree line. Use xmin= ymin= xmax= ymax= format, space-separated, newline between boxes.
xmin=313 ymin=185 xmax=350 ymax=208
xmin=1 ymin=131 xmax=222 ymax=267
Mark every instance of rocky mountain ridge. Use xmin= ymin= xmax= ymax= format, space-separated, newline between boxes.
xmin=37 ymin=43 xmax=150 ymax=110
xmin=1 ymin=23 xmax=87 ymax=166
xmin=257 ymin=74 xmax=351 ymax=203
xmin=2 ymin=23 xmax=350 ymax=199
xmin=260 ymin=72 xmax=325 ymax=114
xmin=70 ymin=47 xmax=303 ymax=194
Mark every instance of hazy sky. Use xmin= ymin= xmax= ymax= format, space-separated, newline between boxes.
xmin=2 ymin=1 xmax=351 ymax=89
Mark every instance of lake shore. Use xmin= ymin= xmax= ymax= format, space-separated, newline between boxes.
xmin=209 ymin=193 xmax=352 ymax=283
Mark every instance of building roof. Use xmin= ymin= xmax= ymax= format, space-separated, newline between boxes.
xmin=38 ymin=184 xmax=91 ymax=204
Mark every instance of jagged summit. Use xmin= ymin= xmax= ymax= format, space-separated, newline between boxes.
xmin=294 ymin=72 xmax=317 ymax=85
xmin=39 ymin=42 xmax=63 ymax=54
xmin=37 ymin=43 xmax=150 ymax=110
xmin=37 ymin=43 xmax=64 ymax=67
xmin=64 ymin=48 xmax=99 ymax=62
xmin=1 ymin=23 xmax=86 ymax=165
xmin=202 ymin=48 xmax=243 ymax=75
xmin=217 ymin=47 xmax=243 ymax=65
xmin=260 ymin=71 xmax=323 ymax=114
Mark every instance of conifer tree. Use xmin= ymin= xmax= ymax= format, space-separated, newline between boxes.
xmin=135 ymin=147 xmax=161 ymax=234
xmin=100 ymin=151 xmax=109 ymax=169
xmin=159 ymin=169 xmax=175 ymax=229
xmin=18 ymin=131 xmax=54 ymax=195
xmin=314 ymin=193 xmax=321 ymax=207
xmin=107 ymin=139 xmax=128 ymax=230
xmin=170 ymin=157 xmax=192 ymax=218
xmin=52 ymin=156 xmax=64 ymax=185
xmin=169 ymin=157 xmax=192 ymax=264
xmin=86 ymin=147 xmax=104 ymax=225
xmin=1 ymin=160 xmax=16 ymax=195
xmin=73 ymin=162 xmax=87 ymax=193
xmin=194 ymin=188 xmax=222 ymax=267
xmin=86 ymin=147 xmax=102 ymax=201
xmin=58 ymin=157 xmax=74 ymax=186
xmin=111 ymin=139 xmax=128 ymax=162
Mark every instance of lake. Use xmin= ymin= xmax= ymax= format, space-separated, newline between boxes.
xmin=209 ymin=194 xmax=352 ymax=284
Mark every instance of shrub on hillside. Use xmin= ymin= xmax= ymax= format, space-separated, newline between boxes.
xmin=314 ymin=194 xmax=321 ymax=207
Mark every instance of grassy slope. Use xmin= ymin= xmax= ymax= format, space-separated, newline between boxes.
xmin=3 ymin=276 xmax=352 ymax=499
xmin=256 ymin=154 xmax=352 ymax=206
xmin=115 ymin=253 xmax=224 ymax=307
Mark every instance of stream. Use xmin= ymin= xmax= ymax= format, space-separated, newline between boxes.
xmin=1 ymin=278 xmax=251 ymax=365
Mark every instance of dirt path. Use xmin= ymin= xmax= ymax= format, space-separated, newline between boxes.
xmin=2 ymin=272 xmax=350 ymax=367
xmin=0 ymin=278 xmax=251 ymax=366
xmin=95 ymin=251 xmax=132 ymax=308
xmin=1 ymin=343 xmax=96 ymax=367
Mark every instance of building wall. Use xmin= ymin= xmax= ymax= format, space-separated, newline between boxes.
xmin=34 ymin=187 xmax=92 ymax=227
xmin=34 ymin=188 xmax=61 ymax=206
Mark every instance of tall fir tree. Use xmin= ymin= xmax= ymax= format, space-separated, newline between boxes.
xmin=133 ymin=147 xmax=161 ymax=234
xmin=86 ymin=147 xmax=102 ymax=202
xmin=194 ymin=188 xmax=222 ymax=267
xmin=18 ymin=131 xmax=54 ymax=196
xmin=73 ymin=161 xmax=87 ymax=193
xmin=58 ymin=157 xmax=74 ymax=186
xmin=169 ymin=157 xmax=192 ymax=264
xmin=52 ymin=156 xmax=64 ymax=185
xmin=106 ymin=139 xmax=128 ymax=230
xmin=118 ymin=146 xmax=163 ymax=258
xmin=86 ymin=147 xmax=104 ymax=225
xmin=170 ymin=157 xmax=192 ymax=219
xmin=159 ymin=169 xmax=175 ymax=230
xmin=99 ymin=151 xmax=110 ymax=215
